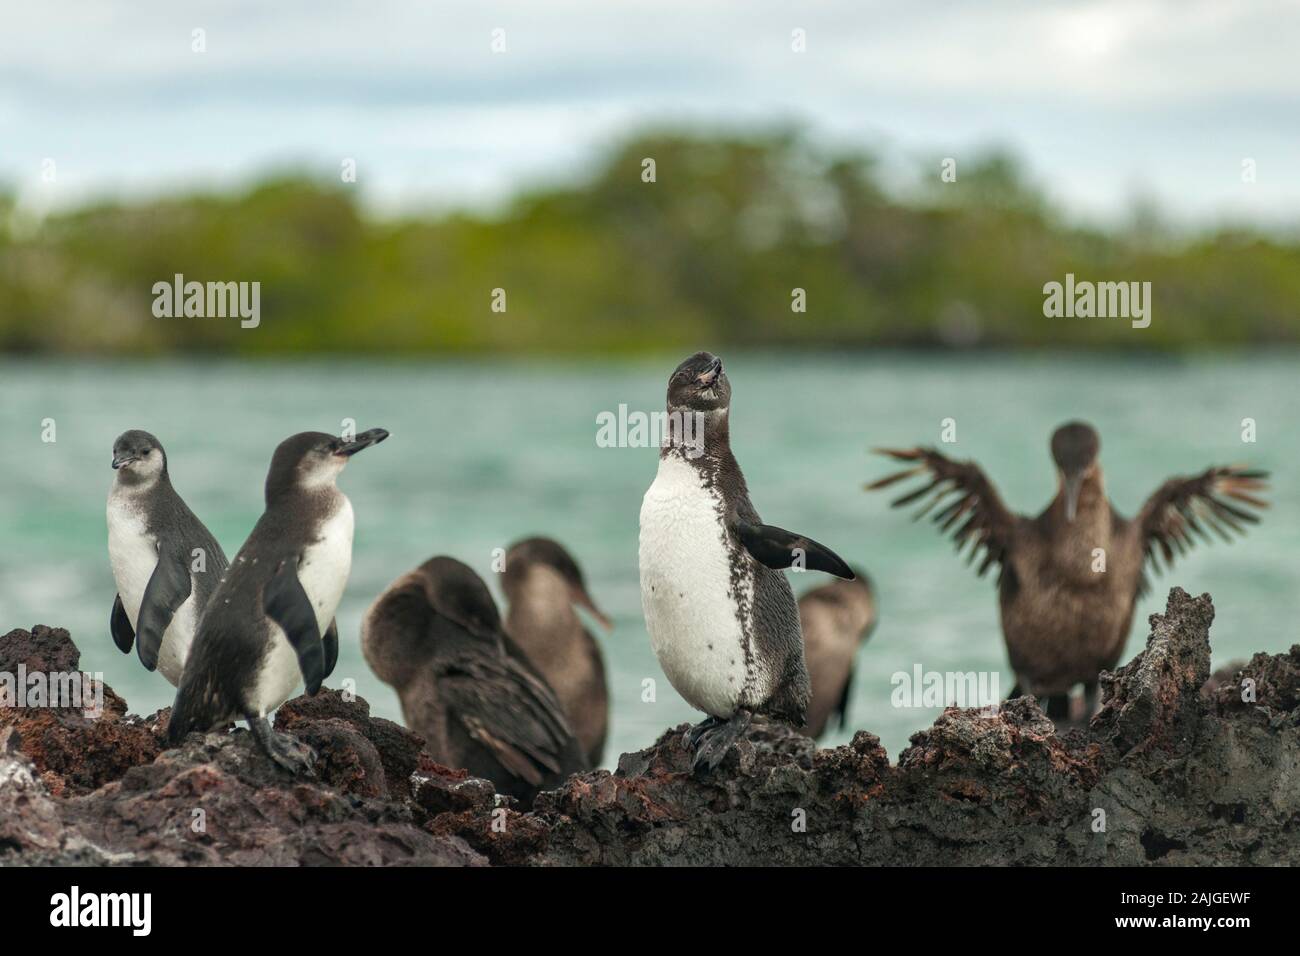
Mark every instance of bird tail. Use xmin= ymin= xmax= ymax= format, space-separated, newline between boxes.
xmin=165 ymin=691 xmax=196 ymax=746
xmin=166 ymin=649 xmax=228 ymax=746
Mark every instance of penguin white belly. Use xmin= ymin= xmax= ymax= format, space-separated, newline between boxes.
xmin=253 ymin=625 xmax=306 ymax=718
xmin=250 ymin=498 xmax=354 ymax=716
xmin=107 ymin=496 xmax=156 ymax=627
xmin=154 ymin=595 xmax=197 ymax=687
xmin=638 ymin=455 xmax=757 ymax=718
xmin=107 ymin=495 xmax=196 ymax=687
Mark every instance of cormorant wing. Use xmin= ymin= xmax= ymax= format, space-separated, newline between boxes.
xmin=136 ymin=546 xmax=194 ymax=671
xmin=731 ymin=519 xmax=855 ymax=579
xmin=867 ymin=447 xmax=1018 ymax=578
xmin=322 ymin=618 xmax=340 ymax=680
xmin=110 ymin=594 xmax=135 ymax=654
xmin=1134 ymin=466 xmax=1269 ymax=595
xmin=263 ymin=558 xmax=326 ymax=695
xmin=437 ymin=631 xmax=584 ymax=786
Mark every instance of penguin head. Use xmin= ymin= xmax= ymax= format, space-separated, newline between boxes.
xmin=265 ymin=427 xmax=389 ymax=500
xmin=111 ymin=430 xmax=167 ymax=486
xmin=502 ymin=536 xmax=612 ymax=631
xmin=667 ymin=351 xmax=730 ymax=414
xmin=1050 ymin=421 xmax=1101 ymax=522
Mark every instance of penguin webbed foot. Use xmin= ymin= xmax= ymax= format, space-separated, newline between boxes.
xmin=249 ymin=717 xmax=316 ymax=776
xmin=683 ymin=715 xmax=723 ymax=751
xmin=689 ymin=710 xmax=753 ymax=772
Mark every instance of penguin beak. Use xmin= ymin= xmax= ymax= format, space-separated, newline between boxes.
xmin=696 ymin=357 xmax=723 ymax=388
xmin=111 ymin=455 xmax=136 ymax=469
xmin=335 ymin=428 xmax=390 ymax=457
xmin=571 ymin=584 xmax=613 ymax=632
xmin=1063 ymin=470 xmax=1084 ymax=523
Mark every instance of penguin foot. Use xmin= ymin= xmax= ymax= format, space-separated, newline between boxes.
xmin=683 ymin=716 xmax=723 ymax=751
xmin=249 ymin=717 xmax=316 ymax=776
xmin=690 ymin=710 xmax=752 ymax=772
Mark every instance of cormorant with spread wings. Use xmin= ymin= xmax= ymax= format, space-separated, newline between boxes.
xmin=867 ymin=421 xmax=1268 ymax=718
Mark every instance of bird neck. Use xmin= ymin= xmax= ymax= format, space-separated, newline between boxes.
xmin=505 ymin=569 xmax=580 ymax=656
xmin=1051 ymin=470 xmax=1111 ymax=569
xmin=661 ymin=406 xmax=730 ymax=462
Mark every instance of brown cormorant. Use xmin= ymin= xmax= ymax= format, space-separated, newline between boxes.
xmin=362 ymin=556 xmax=588 ymax=803
xmin=501 ymin=536 xmax=611 ymax=767
xmin=797 ymin=571 xmax=877 ymax=738
xmin=867 ymin=421 xmax=1268 ymax=718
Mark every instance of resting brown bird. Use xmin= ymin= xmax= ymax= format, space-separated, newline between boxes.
xmin=797 ymin=572 xmax=877 ymax=739
xmin=501 ymin=537 xmax=611 ymax=767
xmin=867 ymin=421 xmax=1268 ymax=718
xmin=361 ymin=556 xmax=588 ymax=803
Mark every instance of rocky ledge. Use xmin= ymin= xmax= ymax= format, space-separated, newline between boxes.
xmin=2 ymin=587 xmax=1297 ymax=866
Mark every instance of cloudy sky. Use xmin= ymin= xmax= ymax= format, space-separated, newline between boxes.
xmin=4 ymin=0 xmax=1299 ymax=228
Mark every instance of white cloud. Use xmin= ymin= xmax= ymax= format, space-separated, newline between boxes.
xmin=2 ymin=0 xmax=1298 ymax=226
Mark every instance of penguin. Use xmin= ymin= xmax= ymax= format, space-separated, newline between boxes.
xmin=638 ymin=351 xmax=855 ymax=771
xmin=501 ymin=536 xmax=611 ymax=766
xmin=797 ymin=570 xmax=877 ymax=739
xmin=362 ymin=556 xmax=588 ymax=804
xmin=167 ymin=428 xmax=389 ymax=771
xmin=106 ymin=430 xmax=230 ymax=686
xmin=868 ymin=421 xmax=1269 ymax=718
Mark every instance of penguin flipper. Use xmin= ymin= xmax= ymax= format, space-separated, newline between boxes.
xmin=263 ymin=559 xmax=326 ymax=695
xmin=732 ymin=519 xmax=855 ymax=579
xmin=137 ymin=550 xmax=193 ymax=671
xmin=110 ymin=594 xmax=135 ymax=654
xmin=322 ymin=619 xmax=339 ymax=680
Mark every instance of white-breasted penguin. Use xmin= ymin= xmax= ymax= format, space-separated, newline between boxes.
xmin=638 ymin=352 xmax=855 ymax=770
xmin=167 ymin=427 xmax=389 ymax=771
xmin=501 ymin=536 xmax=611 ymax=766
xmin=106 ymin=430 xmax=230 ymax=686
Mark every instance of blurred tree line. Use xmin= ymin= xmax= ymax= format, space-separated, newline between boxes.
xmin=1 ymin=129 xmax=1297 ymax=355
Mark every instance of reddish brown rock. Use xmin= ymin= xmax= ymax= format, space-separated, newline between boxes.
xmin=0 ymin=625 xmax=161 ymax=792
xmin=0 ymin=726 xmax=66 ymax=857
xmin=275 ymin=688 xmax=423 ymax=800
xmin=412 ymin=758 xmax=498 ymax=817
xmin=3 ymin=587 xmax=1299 ymax=867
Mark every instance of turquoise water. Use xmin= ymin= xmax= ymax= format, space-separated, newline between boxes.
xmin=1 ymin=354 xmax=1297 ymax=762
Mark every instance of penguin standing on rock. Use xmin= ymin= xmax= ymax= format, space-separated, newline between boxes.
xmin=167 ymin=428 xmax=389 ymax=772
xmin=362 ymin=556 xmax=588 ymax=803
xmin=106 ymin=430 xmax=229 ymax=686
xmin=638 ymin=352 xmax=855 ymax=771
